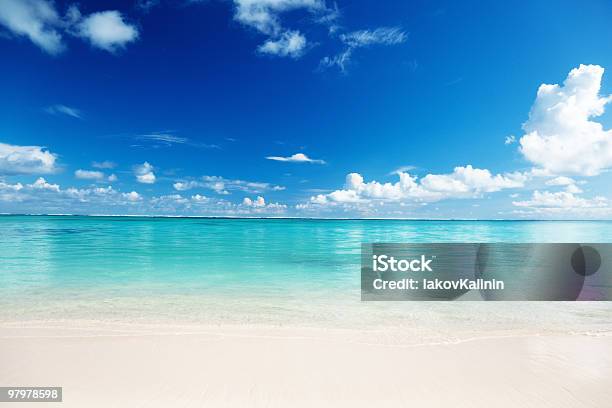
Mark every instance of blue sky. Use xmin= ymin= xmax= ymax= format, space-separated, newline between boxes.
xmin=1 ymin=0 xmax=612 ymax=218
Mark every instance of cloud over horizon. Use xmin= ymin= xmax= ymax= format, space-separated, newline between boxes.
xmin=303 ymin=166 xmax=526 ymax=209
xmin=519 ymin=64 xmax=612 ymax=176
xmin=266 ymin=153 xmax=325 ymax=164
xmin=174 ymin=176 xmax=285 ymax=195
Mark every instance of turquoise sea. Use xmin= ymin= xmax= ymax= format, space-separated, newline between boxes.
xmin=1 ymin=216 xmax=612 ymax=337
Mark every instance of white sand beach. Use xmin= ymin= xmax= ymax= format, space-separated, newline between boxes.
xmin=1 ymin=321 xmax=611 ymax=408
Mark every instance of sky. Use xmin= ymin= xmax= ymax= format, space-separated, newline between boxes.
xmin=1 ymin=0 xmax=612 ymax=218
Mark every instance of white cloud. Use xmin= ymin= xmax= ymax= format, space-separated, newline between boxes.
xmin=92 ymin=160 xmax=116 ymax=169
xmin=108 ymin=174 xmax=117 ymax=182
xmin=545 ymin=176 xmax=575 ymax=186
xmin=266 ymin=152 xmax=325 ymax=163
xmin=233 ymin=0 xmax=323 ymax=35
xmin=29 ymin=177 xmax=59 ymax=192
xmin=0 ymin=0 xmax=64 ymax=54
xmin=513 ymin=190 xmax=607 ymax=209
xmin=173 ymin=175 xmax=284 ymax=194
xmin=241 ymin=195 xmax=287 ymax=213
xmin=232 ymin=0 xmax=324 ymax=58
xmin=319 ymin=48 xmax=353 ymax=72
xmin=0 ymin=176 xmax=149 ymax=210
xmin=320 ymin=26 xmax=407 ymax=72
xmin=565 ymin=184 xmax=583 ymax=194
xmin=0 ymin=180 xmax=23 ymax=191
xmin=45 ymin=104 xmax=81 ymax=118
xmin=147 ymin=193 xmax=286 ymax=215
xmin=0 ymin=1 xmax=138 ymax=54
xmin=137 ymin=172 xmax=156 ymax=184
xmin=339 ymin=27 xmax=407 ymax=47
xmin=74 ymin=10 xmax=139 ymax=52
xmin=173 ymin=181 xmax=198 ymax=191
xmin=122 ymin=191 xmax=142 ymax=202
xmin=191 ymin=194 xmax=208 ymax=202
xmin=134 ymin=162 xmax=156 ymax=184
xmin=504 ymin=135 xmax=516 ymax=145
xmin=242 ymin=196 xmax=266 ymax=207
xmin=306 ymin=165 xmax=526 ymax=207
xmin=258 ymin=30 xmax=306 ymax=58
xmin=0 ymin=142 xmax=57 ymax=175
xmin=135 ymin=132 xmax=188 ymax=144
xmin=389 ymin=165 xmax=416 ymax=175
xmin=0 ymin=174 xmax=289 ymax=215
xmin=519 ymin=64 xmax=612 ymax=176
xmin=75 ymin=169 xmax=104 ymax=180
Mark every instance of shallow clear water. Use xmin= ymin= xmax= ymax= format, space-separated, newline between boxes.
xmin=1 ymin=216 xmax=611 ymax=336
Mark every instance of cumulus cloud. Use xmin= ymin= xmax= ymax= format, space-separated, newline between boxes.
xmin=71 ymin=9 xmax=139 ymax=53
xmin=122 ymin=191 xmax=142 ymax=202
xmin=258 ymin=30 xmax=306 ymax=58
xmin=2 ymin=179 xmax=138 ymax=203
xmin=0 ymin=173 xmax=288 ymax=216
xmin=0 ymin=1 xmax=139 ymax=54
xmin=232 ymin=0 xmax=324 ymax=58
xmin=320 ymin=26 xmax=407 ymax=72
xmin=0 ymin=142 xmax=57 ymax=175
xmin=0 ymin=180 xmax=23 ymax=191
xmin=0 ymin=176 xmax=151 ymax=213
xmin=519 ymin=64 xmax=612 ymax=176
xmin=75 ymin=169 xmax=104 ymax=180
xmin=233 ymin=0 xmax=323 ymax=35
xmin=134 ymin=162 xmax=156 ymax=184
xmin=173 ymin=175 xmax=284 ymax=195
xmin=266 ymin=152 xmax=325 ymax=163
xmin=513 ymin=190 xmax=607 ymax=209
xmin=305 ymin=165 xmax=526 ymax=207
xmin=545 ymin=176 xmax=575 ymax=186
xmin=29 ymin=177 xmax=59 ymax=192
xmin=242 ymin=196 xmax=266 ymax=207
xmin=45 ymin=104 xmax=81 ymax=118
xmin=190 ymin=193 xmax=207 ymax=202
xmin=148 ymin=193 xmax=287 ymax=215
xmin=241 ymin=195 xmax=287 ymax=213
xmin=543 ymin=176 xmax=583 ymax=193
xmin=504 ymin=135 xmax=516 ymax=145
xmin=0 ymin=0 xmax=64 ymax=54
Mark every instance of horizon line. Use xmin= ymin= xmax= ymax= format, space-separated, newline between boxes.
xmin=0 ymin=213 xmax=610 ymax=222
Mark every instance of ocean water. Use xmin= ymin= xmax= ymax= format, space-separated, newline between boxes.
xmin=1 ymin=216 xmax=611 ymax=338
